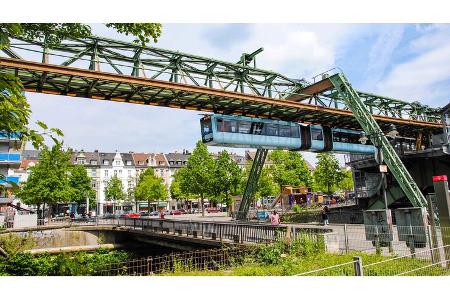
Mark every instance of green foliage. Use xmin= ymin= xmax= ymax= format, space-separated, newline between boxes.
xmin=292 ymin=204 xmax=302 ymax=213
xmin=268 ymin=150 xmax=313 ymax=189
xmin=240 ymin=161 xmax=279 ymax=200
xmin=339 ymin=168 xmax=354 ymax=191
xmin=180 ymin=141 xmax=215 ymax=216
xmin=134 ymin=172 xmax=168 ymax=203
xmin=313 ymin=153 xmax=343 ymax=194
xmin=0 ymin=249 xmax=132 ymax=276
xmin=104 ymin=175 xmax=126 ymax=203
xmin=170 ymin=167 xmax=193 ymax=200
xmin=106 ymin=23 xmax=162 ymax=45
xmin=0 ymin=233 xmax=36 ymax=256
xmin=256 ymin=242 xmax=284 ymax=265
xmin=210 ymin=150 xmax=241 ymax=205
xmin=16 ymin=144 xmax=73 ymax=212
xmin=69 ymin=164 xmax=96 ymax=206
xmin=138 ymin=168 xmax=155 ymax=182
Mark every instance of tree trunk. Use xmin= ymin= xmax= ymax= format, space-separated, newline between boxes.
xmin=42 ymin=202 xmax=46 ymax=220
xmin=200 ymin=194 xmax=205 ymax=217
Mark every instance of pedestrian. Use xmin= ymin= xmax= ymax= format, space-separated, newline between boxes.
xmin=321 ymin=206 xmax=329 ymax=226
xmin=269 ymin=210 xmax=280 ymax=225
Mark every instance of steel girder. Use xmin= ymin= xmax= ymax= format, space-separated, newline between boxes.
xmin=0 ymin=35 xmax=442 ymax=128
xmin=328 ymin=73 xmax=428 ymax=208
xmin=237 ymin=148 xmax=268 ymax=220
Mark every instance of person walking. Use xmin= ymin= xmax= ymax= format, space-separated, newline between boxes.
xmin=269 ymin=210 xmax=280 ymax=225
xmin=321 ymin=206 xmax=329 ymax=226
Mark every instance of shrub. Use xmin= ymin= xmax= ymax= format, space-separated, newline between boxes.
xmin=292 ymin=205 xmax=301 ymax=213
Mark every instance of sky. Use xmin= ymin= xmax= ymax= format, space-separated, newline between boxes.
xmin=23 ymin=23 xmax=450 ymax=166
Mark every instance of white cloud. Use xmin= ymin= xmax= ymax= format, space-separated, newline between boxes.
xmin=361 ymin=25 xmax=405 ymax=89
xmin=375 ymin=29 xmax=450 ymax=106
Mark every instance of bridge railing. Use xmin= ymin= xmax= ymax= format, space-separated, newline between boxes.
xmin=97 ymin=217 xmax=288 ymax=244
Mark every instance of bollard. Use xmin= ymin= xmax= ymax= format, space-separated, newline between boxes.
xmin=353 ymin=256 xmax=364 ymax=276
xmin=344 ymin=224 xmax=349 ymax=254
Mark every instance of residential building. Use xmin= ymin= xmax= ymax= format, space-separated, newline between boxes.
xmin=0 ymin=132 xmax=23 ymax=212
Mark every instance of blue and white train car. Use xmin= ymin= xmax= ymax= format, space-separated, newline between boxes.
xmin=200 ymin=114 xmax=376 ymax=154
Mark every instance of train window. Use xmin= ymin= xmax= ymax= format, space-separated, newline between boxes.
xmin=239 ymin=121 xmax=252 ymax=134
xmin=291 ymin=126 xmax=300 ymax=138
xmin=311 ymin=128 xmax=323 ymax=140
xmin=265 ymin=124 xmax=279 ymax=136
xmin=279 ymin=125 xmax=291 ymax=137
xmin=201 ymin=117 xmax=212 ymax=135
xmin=223 ymin=120 xmax=238 ymax=133
xmin=217 ymin=118 xmax=225 ymax=132
xmin=252 ymin=122 xmax=264 ymax=135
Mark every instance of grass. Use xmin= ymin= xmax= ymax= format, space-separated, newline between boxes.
xmin=164 ymin=252 xmax=450 ymax=276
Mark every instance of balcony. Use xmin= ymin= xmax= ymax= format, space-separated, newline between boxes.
xmin=0 ymin=153 xmax=21 ymax=165
xmin=0 ymin=176 xmax=20 ymax=185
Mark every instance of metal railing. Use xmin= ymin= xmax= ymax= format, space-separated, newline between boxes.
xmin=96 ymin=247 xmax=249 ymax=276
xmin=97 ymin=218 xmax=288 ymax=244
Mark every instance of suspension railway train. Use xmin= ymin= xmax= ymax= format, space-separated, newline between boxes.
xmin=200 ymin=114 xmax=376 ymax=154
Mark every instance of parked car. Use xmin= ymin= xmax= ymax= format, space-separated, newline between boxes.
xmin=178 ymin=209 xmax=187 ymax=214
xmin=206 ymin=207 xmax=220 ymax=213
xmin=170 ymin=210 xmax=182 ymax=215
xmin=139 ymin=212 xmax=149 ymax=217
xmin=120 ymin=213 xmax=141 ymax=218
xmin=101 ymin=213 xmax=116 ymax=219
xmin=149 ymin=211 xmax=159 ymax=216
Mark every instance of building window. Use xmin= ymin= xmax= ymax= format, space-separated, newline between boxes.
xmin=92 ymin=181 xmax=96 ymax=188
xmin=126 ymin=160 xmax=132 ymax=166
xmin=138 ymin=161 xmax=144 ymax=166
xmin=115 ymin=161 xmax=120 ymax=166
xmin=103 ymin=160 xmax=109 ymax=165
xmin=91 ymin=170 xmax=97 ymax=177
xmin=104 ymin=170 xmax=109 ymax=177
xmin=114 ymin=170 xmax=118 ymax=176
xmin=128 ymin=170 xmax=131 ymax=176
xmin=90 ymin=160 xmax=97 ymax=165
xmin=119 ymin=170 xmax=122 ymax=176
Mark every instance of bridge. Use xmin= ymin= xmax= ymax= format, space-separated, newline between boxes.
xmin=0 ymin=35 xmax=448 ymax=218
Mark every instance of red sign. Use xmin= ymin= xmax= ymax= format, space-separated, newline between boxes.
xmin=433 ymin=175 xmax=448 ymax=182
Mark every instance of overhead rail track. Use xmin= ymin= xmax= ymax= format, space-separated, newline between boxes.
xmin=0 ymin=36 xmax=443 ymax=139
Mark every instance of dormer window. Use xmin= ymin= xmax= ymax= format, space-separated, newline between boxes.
xmin=90 ymin=160 xmax=97 ymax=165
xmin=115 ymin=161 xmax=120 ymax=166
xmin=103 ymin=160 xmax=109 ymax=165
xmin=77 ymin=158 xmax=85 ymax=165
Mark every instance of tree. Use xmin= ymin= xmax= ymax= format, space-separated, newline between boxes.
xmin=268 ymin=150 xmax=313 ymax=190
xmin=0 ymin=23 xmax=162 ymax=153
xmin=180 ymin=141 xmax=214 ymax=216
xmin=135 ymin=172 xmax=168 ymax=213
xmin=16 ymin=144 xmax=73 ymax=218
xmin=68 ymin=164 xmax=96 ymax=208
xmin=104 ymin=175 xmax=126 ymax=214
xmin=257 ymin=167 xmax=279 ymax=199
xmin=339 ymin=168 xmax=355 ymax=192
xmin=210 ymin=151 xmax=242 ymax=209
xmin=313 ymin=153 xmax=344 ymax=194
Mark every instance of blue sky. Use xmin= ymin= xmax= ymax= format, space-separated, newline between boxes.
xmin=24 ymin=24 xmax=450 ymax=165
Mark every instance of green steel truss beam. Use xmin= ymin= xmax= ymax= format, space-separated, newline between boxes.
xmin=237 ymin=149 xmax=268 ymax=220
xmin=3 ymin=36 xmax=301 ymax=99
xmin=328 ymin=73 xmax=428 ymax=208
xmin=0 ymin=35 xmax=442 ymax=128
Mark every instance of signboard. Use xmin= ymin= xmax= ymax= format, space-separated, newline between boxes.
xmin=394 ymin=207 xmax=428 ymax=248
xmin=363 ymin=209 xmax=393 ymax=244
xmin=379 ymin=165 xmax=388 ymax=173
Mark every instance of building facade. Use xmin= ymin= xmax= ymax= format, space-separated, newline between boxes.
xmin=0 ymin=132 xmax=23 ymax=211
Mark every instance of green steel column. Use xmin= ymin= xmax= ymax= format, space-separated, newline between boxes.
xmin=328 ymin=73 xmax=428 ymax=208
xmin=237 ymin=148 xmax=268 ymax=220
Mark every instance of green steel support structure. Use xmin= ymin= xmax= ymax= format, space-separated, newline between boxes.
xmin=328 ymin=73 xmax=428 ymax=208
xmin=237 ymin=149 xmax=268 ymax=220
